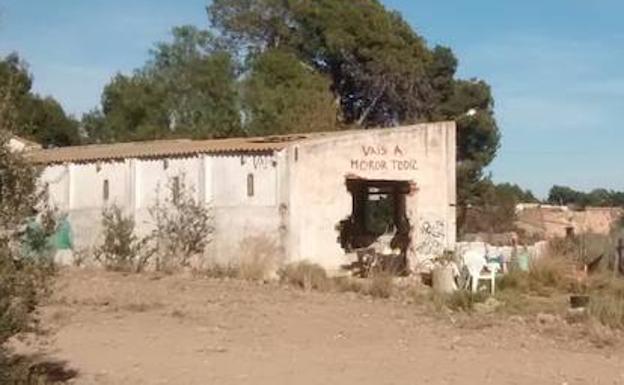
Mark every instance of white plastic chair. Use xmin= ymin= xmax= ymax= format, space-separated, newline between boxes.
xmin=462 ymin=248 xmax=498 ymax=295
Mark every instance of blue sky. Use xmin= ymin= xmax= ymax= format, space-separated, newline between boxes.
xmin=1 ymin=0 xmax=623 ymax=197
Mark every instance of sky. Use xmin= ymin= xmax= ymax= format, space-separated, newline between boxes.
xmin=0 ymin=0 xmax=623 ymax=198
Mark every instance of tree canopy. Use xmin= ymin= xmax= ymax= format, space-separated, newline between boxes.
xmin=461 ymin=180 xmax=538 ymax=234
xmin=86 ymin=1 xmax=501 ymax=230
xmin=547 ymin=185 xmax=624 ymax=208
xmin=241 ymin=49 xmax=339 ymax=136
xmin=207 ymin=0 xmax=500 ymax=225
xmin=0 ymin=54 xmax=79 ymax=147
xmin=84 ymin=26 xmax=242 ymax=143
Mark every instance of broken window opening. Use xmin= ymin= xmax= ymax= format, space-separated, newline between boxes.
xmin=338 ymin=179 xmax=412 ymax=276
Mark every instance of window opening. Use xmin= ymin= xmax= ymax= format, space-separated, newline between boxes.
xmin=247 ymin=173 xmax=254 ymax=197
xmin=103 ymin=179 xmax=110 ymax=202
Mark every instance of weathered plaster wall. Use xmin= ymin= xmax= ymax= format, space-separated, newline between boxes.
xmin=41 ymin=161 xmax=131 ymax=249
xmin=286 ymin=122 xmax=456 ymax=271
xmin=516 ymin=205 xmax=624 ymax=239
xmin=209 ymin=154 xmax=282 ymax=263
xmin=40 ymin=152 xmax=284 ymax=263
xmin=39 ymin=122 xmax=456 ymax=271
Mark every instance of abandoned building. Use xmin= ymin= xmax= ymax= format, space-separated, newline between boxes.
xmin=25 ymin=121 xmax=457 ymax=272
xmin=516 ymin=204 xmax=624 ymax=239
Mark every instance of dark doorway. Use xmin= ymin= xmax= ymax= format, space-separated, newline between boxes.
xmin=338 ymin=178 xmax=412 ymax=275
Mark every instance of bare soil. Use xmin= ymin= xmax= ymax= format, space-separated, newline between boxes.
xmin=14 ymin=270 xmax=624 ymax=385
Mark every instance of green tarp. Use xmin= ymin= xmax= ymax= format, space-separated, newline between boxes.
xmin=52 ymin=217 xmax=73 ymax=250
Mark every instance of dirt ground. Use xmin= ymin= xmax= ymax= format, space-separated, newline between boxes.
xmin=13 ymin=270 xmax=624 ymax=385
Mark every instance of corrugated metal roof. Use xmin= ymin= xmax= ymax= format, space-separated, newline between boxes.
xmin=25 ymin=134 xmax=312 ymax=164
xmin=24 ymin=122 xmax=456 ymax=165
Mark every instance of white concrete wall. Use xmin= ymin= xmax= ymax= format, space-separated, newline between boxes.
xmin=41 ymin=161 xmax=130 ymax=249
xmin=39 ymin=123 xmax=456 ymax=272
xmin=286 ymin=122 xmax=456 ymax=271
xmin=40 ymin=152 xmax=284 ymax=265
xmin=212 ymin=154 xmax=278 ymax=207
xmin=41 ymin=165 xmax=70 ymax=211
xmin=132 ymin=157 xmax=203 ymax=239
xmin=210 ymin=154 xmax=282 ymax=263
xmin=135 ymin=157 xmax=202 ymax=210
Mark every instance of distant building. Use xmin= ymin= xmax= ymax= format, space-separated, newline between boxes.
xmin=26 ymin=122 xmax=457 ymax=272
xmin=516 ymin=204 xmax=623 ymax=239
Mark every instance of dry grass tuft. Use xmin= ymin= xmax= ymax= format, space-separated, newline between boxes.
xmin=588 ymin=295 xmax=624 ymax=330
xmin=193 ymin=264 xmax=239 ymax=279
xmin=278 ymin=263 xmax=395 ymax=298
xmin=366 ymin=271 xmax=394 ymax=299
xmin=440 ymin=290 xmax=488 ymax=312
xmin=586 ymin=274 xmax=624 ymax=330
xmin=238 ymin=236 xmax=280 ymax=281
xmin=498 ymin=255 xmax=573 ymax=297
xmin=279 ymin=262 xmax=331 ymax=291
xmin=332 ymin=276 xmax=367 ymax=294
xmin=121 ymin=302 xmax=164 ymax=313
xmin=527 ymin=255 xmax=573 ymax=293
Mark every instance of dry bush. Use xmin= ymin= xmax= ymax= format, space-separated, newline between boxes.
xmin=578 ymin=234 xmax=615 ymax=264
xmin=440 ymin=290 xmax=488 ymax=312
xmin=527 ymin=255 xmax=572 ymax=293
xmin=588 ymin=274 xmax=624 ymax=298
xmin=149 ymin=175 xmax=214 ymax=272
xmin=587 ymin=274 xmax=624 ymax=330
xmin=238 ymin=235 xmax=280 ymax=281
xmin=582 ymin=320 xmax=620 ymax=349
xmin=548 ymin=233 xmax=616 ymax=267
xmin=589 ymin=295 xmax=624 ymax=330
xmin=93 ymin=204 xmax=153 ymax=273
xmin=497 ymin=269 xmax=530 ymax=292
xmin=495 ymin=256 xmax=572 ymax=316
xmin=332 ymin=276 xmax=367 ymax=294
xmin=367 ymin=271 xmax=394 ymax=298
xmin=497 ymin=255 xmax=572 ymax=297
xmin=279 ymin=262 xmax=330 ymax=291
xmin=0 ymin=356 xmax=77 ymax=385
xmin=547 ymin=237 xmax=578 ymax=260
